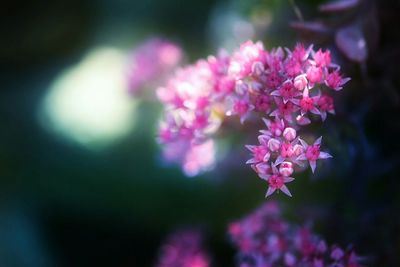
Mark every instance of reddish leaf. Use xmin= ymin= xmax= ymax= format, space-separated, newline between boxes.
xmin=290 ymin=21 xmax=331 ymax=35
xmin=335 ymin=25 xmax=367 ymax=63
xmin=319 ymin=0 xmax=360 ymax=13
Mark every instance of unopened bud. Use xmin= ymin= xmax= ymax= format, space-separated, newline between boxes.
xmin=292 ymin=144 xmax=304 ymax=156
xmin=283 ymin=127 xmax=296 ymax=141
xmin=267 ymin=138 xmax=281 ymax=152
xmin=279 ymin=161 xmax=294 ymax=176
xmin=294 ymin=74 xmax=307 ymax=90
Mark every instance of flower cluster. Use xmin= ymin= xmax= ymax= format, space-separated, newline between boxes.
xmin=157 ymin=40 xmax=349 ymax=194
xmin=228 ymin=41 xmax=348 ymax=197
xmin=157 ymin=52 xmax=234 ymax=176
xmin=228 ymin=202 xmax=363 ymax=267
xmin=154 ymin=229 xmax=210 ymax=267
xmin=127 ymin=38 xmax=183 ymax=93
xmin=247 ymin=119 xmax=332 ymax=197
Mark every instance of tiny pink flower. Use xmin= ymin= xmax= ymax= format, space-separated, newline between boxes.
xmin=254 ymin=94 xmax=271 ymax=112
xmin=297 ymin=137 xmax=332 ymax=173
xmin=325 ymin=70 xmax=350 ymax=91
xmin=263 ymin=165 xmax=295 ymax=197
xmin=280 ymin=143 xmax=294 ymax=158
xmin=317 ymin=95 xmax=334 ymax=113
xmin=313 ymin=49 xmax=331 ymax=67
xmin=246 ymin=145 xmax=270 ymax=164
xmin=306 ymin=65 xmax=323 ymax=83
xmin=292 ymin=43 xmax=310 ymax=62
xmin=283 ymin=127 xmax=297 ymax=141
xmin=262 ymin=118 xmax=285 ymax=136
xmin=276 ymin=81 xmax=298 ymax=101
xmin=286 ymin=59 xmax=302 ymax=77
xmin=300 ymin=96 xmax=315 ymax=112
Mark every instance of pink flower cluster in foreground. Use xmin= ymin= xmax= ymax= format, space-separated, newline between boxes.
xmin=157 ymin=41 xmax=349 ymax=195
xmin=154 ymin=229 xmax=210 ymax=267
xmin=157 ymin=52 xmax=233 ymax=176
xmin=229 ymin=202 xmax=363 ymax=267
xmin=127 ymin=38 xmax=183 ymax=93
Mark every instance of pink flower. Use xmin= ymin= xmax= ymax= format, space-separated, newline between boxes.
xmin=127 ymin=38 xmax=183 ymax=93
xmin=317 ymin=94 xmax=335 ymax=121
xmin=306 ymin=65 xmax=323 ymax=83
xmin=155 ymin=229 xmax=210 ymax=267
xmin=246 ymin=145 xmax=270 ymax=164
xmin=313 ymin=49 xmax=331 ymax=67
xmin=297 ymin=137 xmax=332 ymax=173
xmin=325 ymin=70 xmax=351 ymax=91
xmin=229 ymin=202 xmax=364 ymax=267
xmin=254 ymin=94 xmax=271 ymax=112
xmin=260 ymin=165 xmax=295 ymax=197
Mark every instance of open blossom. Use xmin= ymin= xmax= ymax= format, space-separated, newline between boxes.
xmin=297 ymin=137 xmax=332 ymax=173
xmin=154 ymin=229 xmax=210 ymax=267
xmin=229 ymin=202 xmax=364 ymax=267
xmin=127 ymin=38 xmax=183 ymax=93
xmin=157 ymin=41 xmax=349 ymax=195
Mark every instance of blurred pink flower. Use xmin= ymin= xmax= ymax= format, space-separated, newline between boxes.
xmin=127 ymin=38 xmax=183 ymax=93
xmin=229 ymin=202 xmax=364 ymax=267
xmin=155 ymin=229 xmax=211 ymax=267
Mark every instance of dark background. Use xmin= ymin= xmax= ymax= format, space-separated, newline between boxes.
xmin=0 ymin=0 xmax=399 ymax=266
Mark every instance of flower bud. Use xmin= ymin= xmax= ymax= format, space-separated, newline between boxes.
xmin=294 ymin=74 xmax=307 ymax=90
xmin=292 ymin=144 xmax=304 ymax=156
xmin=267 ymin=138 xmax=281 ymax=152
xmin=279 ymin=161 xmax=294 ymax=176
xmin=283 ymin=127 xmax=297 ymax=141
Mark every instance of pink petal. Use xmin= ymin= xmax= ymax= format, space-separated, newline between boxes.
xmin=314 ymin=136 xmax=322 ymax=145
xmin=259 ymin=174 xmax=270 ymax=181
xmin=280 ymin=185 xmax=292 ymax=197
xmin=245 ymin=145 xmax=256 ymax=152
xmin=270 ymin=90 xmax=280 ymax=96
xmin=311 ymin=107 xmax=321 ymax=115
xmin=299 ymin=138 xmax=309 ymax=148
xmin=310 ymin=160 xmax=317 ymax=173
xmin=296 ymin=154 xmax=307 ymax=161
xmin=274 ymin=156 xmax=285 ymax=166
xmin=319 ymin=151 xmax=332 ymax=159
xmin=246 ymin=158 xmax=258 ymax=164
xmin=284 ymin=177 xmax=295 ymax=183
xmin=265 ymin=187 xmax=276 ymax=197
xmin=320 ymin=111 xmax=327 ymax=121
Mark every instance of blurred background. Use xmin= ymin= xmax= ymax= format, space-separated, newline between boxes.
xmin=0 ymin=0 xmax=399 ymax=266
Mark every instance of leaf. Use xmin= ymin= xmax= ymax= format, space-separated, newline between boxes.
xmin=335 ymin=25 xmax=368 ymax=63
xmin=290 ymin=21 xmax=331 ymax=35
xmin=319 ymin=0 xmax=360 ymax=13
